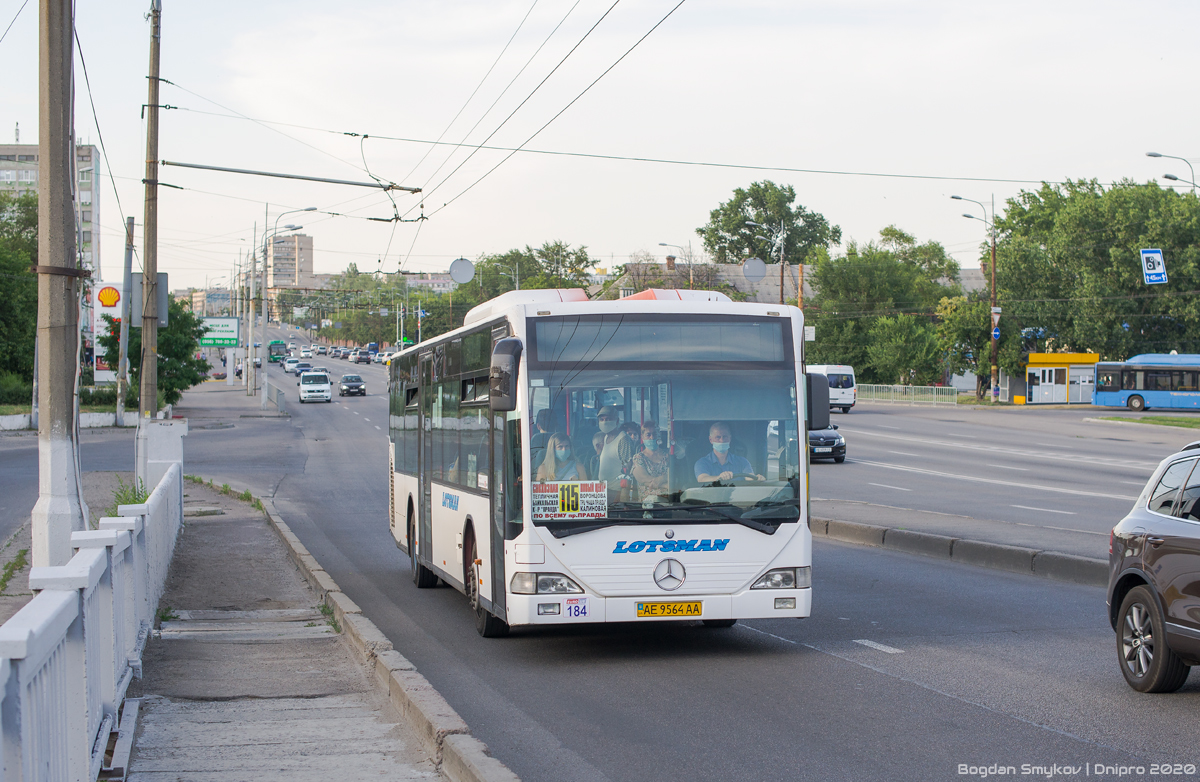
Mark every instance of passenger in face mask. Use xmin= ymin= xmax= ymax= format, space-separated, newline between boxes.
xmin=695 ymin=422 xmax=762 ymax=483
xmin=596 ymin=406 xmax=635 ymax=483
xmin=536 ymin=433 xmax=588 ymax=481
xmin=631 ymin=421 xmax=669 ymax=499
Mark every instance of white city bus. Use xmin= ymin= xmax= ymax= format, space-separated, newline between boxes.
xmin=388 ymin=288 xmax=828 ymax=636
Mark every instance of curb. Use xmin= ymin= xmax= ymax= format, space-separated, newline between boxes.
xmin=214 ymin=483 xmax=519 ymax=782
xmin=811 ymin=517 xmax=1108 ymax=587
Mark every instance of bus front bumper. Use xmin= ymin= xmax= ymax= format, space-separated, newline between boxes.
xmin=505 ymin=587 xmax=811 ymax=626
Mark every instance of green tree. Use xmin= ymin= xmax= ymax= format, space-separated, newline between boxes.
xmin=696 ymin=180 xmax=841 ymax=265
xmin=866 ymin=314 xmax=942 ymax=385
xmin=97 ymin=298 xmax=210 ymax=407
xmin=0 ymin=192 xmax=38 ymax=378
xmin=994 ymin=179 xmax=1200 ymax=358
xmin=806 ymin=227 xmax=960 ymax=383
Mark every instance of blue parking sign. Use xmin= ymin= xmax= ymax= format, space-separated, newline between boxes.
xmin=1141 ymin=248 xmax=1168 ymax=285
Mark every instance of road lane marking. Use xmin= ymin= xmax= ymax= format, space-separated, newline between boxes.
xmin=1011 ymin=504 xmax=1076 ymax=515
xmin=879 ymin=425 xmax=901 ymax=429
xmin=375 ymin=425 xmax=381 ymax=430
xmin=364 ymin=417 xmax=370 ymax=422
xmin=839 ymin=427 xmax=1157 ymax=470
xmin=869 ymin=482 xmax=911 ymax=492
xmin=850 ymin=458 xmax=1138 ymax=501
xmin=354 ymin=411 xmax=359 ymax=415
xmin=889 ymin=451 xmax=919 ymax=456
xmin=853 ymin=639 xmax=904 ymax=654
xmin=945 ymin=433 xmax=976 ymax=439
xmin=987 ymin=463 xmax=1029 ymax=471
xmin=1119 ymin=481 xmax=1144 ymax=486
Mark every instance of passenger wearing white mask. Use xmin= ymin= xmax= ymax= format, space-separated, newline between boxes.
xmin=596 ymin=406 xmax=635 ymax=484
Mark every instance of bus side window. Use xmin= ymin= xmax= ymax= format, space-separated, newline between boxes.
xmin=1122 ymin=371 xmax=1141 ymax=391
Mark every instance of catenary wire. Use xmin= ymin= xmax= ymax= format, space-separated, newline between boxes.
xmin=0 ymin=0 xmax=28 ymax=46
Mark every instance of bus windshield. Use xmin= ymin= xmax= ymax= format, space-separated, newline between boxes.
xmin=268 ymin=341 xmax=287 ymax=359
xmin=527 ymin=315 xmax=800 ymax=536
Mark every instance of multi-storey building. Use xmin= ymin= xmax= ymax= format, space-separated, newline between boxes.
xmin=266 ymin=233 xmax=313 ymax=289
xmin=0 ymin=141 xmax=100 ymax=271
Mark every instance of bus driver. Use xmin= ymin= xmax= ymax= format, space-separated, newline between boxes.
xmin=695 ymin=422 xmax=763 ymax=483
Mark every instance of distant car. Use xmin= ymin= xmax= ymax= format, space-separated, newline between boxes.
xmin=1108 ymin=440 xmax=1200 ymax=693
xmin=339 ymin=374 xmax=366 ymax=396
xmin=300 ymin=349 xmax=312 ymax=359
xmin=284 ymin=357 xmax=299 ymax=374
xmin=293 ymin=361 xmax=313 ymax=376
xmin=808 ymin=424 xmax=845 ymax=463
xmin=356 ymin=350 xmax=371 ymax=364
xmin=312 ymin=366 xmax=331 ymax=376
xmin=287 ymin=342 xmax=297 ymax=351
xmin=808 ymin=364 xmax=857 ymax=414
xmin=298 ymin=371 xmax=332 ymax=403
xmin=371 ymin=352 xmax=385 ymax=364
xmin=253 ymin=357 xmax=261 ymax=368
xmin=317 ymin=346 xmax=327 ymax=355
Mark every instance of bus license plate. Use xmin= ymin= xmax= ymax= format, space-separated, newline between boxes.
xmin=637 ymin=601 xmax=702 ymax=618
xmin=813 ymin=447 xmax=832 ymax=453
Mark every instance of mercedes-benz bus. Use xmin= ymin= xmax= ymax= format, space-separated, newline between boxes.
xmin=1094 ymin=354 xmax=1200 ymax=411
xmin=267 ymin=340 xmax=288 ymax=363
xmin=388 ymin=288 xmax=827 ymax=636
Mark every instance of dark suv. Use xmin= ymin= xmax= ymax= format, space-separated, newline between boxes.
xmin=1108 ymin=440 xmax=1200 ymax=692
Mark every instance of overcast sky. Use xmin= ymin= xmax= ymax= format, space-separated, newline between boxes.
xmin=3 ymin=0 xmax=1198 ymax=289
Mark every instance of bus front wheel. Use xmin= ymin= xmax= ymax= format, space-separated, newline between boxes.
xmin=467 ymin=533 xmax=509 ymax=638
xmin=1128 ymin=395 xmax=1146 ymax=412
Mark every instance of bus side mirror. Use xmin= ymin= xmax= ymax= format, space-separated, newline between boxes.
xmin=489 ymin=338 xmax=523 ymax=413
xmin=806 ymin=372 xmax=829 ymax=430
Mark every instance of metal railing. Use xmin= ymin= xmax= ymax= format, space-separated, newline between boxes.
xmin=265 ymin=380 xmax=287 ymax=413
xmin=0 ymin=462 xmax=183 ymax=779
xmin=855 ymin=383 xmax=960 ymax=406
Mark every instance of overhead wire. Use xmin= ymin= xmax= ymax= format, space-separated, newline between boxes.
xmin=0 ymin=0 xmax=27 ymax=46
xmin=398 ymin=0 xmax=542 ymax=184
xmin=427 ymin=0 xmax=690 ymax=217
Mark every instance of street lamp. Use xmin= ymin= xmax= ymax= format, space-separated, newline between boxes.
xmin=1148 ymin=152 xmax=1195 ymax=194
xmin=1162 ymin=173 xmax=1199 ymax=193
xmin=658 ymin=242 xmax=692 ymax=288
xmin=746 ymin=220 xmax=791 ymax=305
xmin=951 ymin=195 xmax=1000 ymax=402
xmin=250 ymin=207 xmax=315 ymax=395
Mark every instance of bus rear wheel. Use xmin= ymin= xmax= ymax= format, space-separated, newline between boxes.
xmin=1128 ymin=395 xmax=1145 ymax=412
xmin=410 ymin=521 xmax=437 ymax=588
xmin=467 ymin=534 xmax=508 ymax=637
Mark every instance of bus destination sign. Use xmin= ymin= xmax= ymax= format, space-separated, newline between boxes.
xmin=532 ymin=481 xmax=607 ymax=520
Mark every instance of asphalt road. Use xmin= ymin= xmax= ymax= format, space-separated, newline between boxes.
xmin=5 ymin=327 xmax=1198 ymax=779
xmin=163 ymin=343 xmax=1200 ymax=782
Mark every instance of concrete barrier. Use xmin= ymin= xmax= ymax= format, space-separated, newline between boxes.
xmin=811 ymin=515 xmax=1107 ymax=587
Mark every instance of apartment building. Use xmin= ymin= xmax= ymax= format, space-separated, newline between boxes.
xmin=0 ymin=141 xmax=100 ymax=271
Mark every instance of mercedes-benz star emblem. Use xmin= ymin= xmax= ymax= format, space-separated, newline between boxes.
xmin=653 ymin=558 xmax=686 ymax=591
xmin=664 ymin=529 xmax=675 ymax=539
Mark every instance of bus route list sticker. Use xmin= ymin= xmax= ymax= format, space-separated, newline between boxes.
xmin=531 ymin=481 xmax=608 ymax=520
xmin=1141 ymin=248 xmax=1168 ymax=285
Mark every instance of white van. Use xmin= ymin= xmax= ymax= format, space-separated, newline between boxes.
xmin=808 ymin=364 xmax=857 ymax=413
xmin=298 ymin=371 xmax=332 ymax=403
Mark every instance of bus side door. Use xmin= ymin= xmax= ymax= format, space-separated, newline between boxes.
xmin=418 ymin=352 xmax=434 ymax=566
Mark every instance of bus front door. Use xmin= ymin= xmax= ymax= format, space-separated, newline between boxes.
xmin=418 ymin=353 xmax=434 ymax=566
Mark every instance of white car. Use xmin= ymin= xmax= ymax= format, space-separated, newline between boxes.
xmin=300 ymin=348 xmax=313 ymax=358
xmin=298 ymin=371 xmax=332 ymax=403
xmin=283 ymin=357 xmax=300 ymax=374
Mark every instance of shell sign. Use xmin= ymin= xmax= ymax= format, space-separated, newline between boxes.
xmin=92 ymin=282 xmax=123 ymax=338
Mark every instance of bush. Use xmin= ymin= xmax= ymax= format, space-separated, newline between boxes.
xmin=0 ymin=372 xmax=31 ymax=405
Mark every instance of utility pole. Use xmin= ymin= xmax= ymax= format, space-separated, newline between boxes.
xmin=116 ymin=216 xmax=134 ymax=426
xmin=139 ymin=0 xmax=162 ymax=419
xmin=989 ymin=193 xmax=999 ymax=402
xmin=32 ymin=0 xmax=85 ymax=566
xmin=247 ymin=243 xmax=256 ymax=395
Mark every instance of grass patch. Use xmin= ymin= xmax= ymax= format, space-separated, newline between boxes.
xmin=0 ymin=549 xmax=29 ymax=594
xmin=106 ymin=476 xmax=149 ymax=517
xmin=1099 ymin=416 xmax=1200 ymax=429
xmin=220 ymin=483 xmax=232 ymax=496
xmin=156 ymin=605 xmax=180 ymax=623
xmin=238 ymin=489 xmax=253 ymax=502
xmin=253 ymin=497 xmax=264 ymax=511
xmin=318 ymin=602 xmax=341 ymax=633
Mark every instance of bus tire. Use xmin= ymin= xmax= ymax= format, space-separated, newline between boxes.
xmin=410 ymin=519 xmax=437 ymax=589
xmin=467 ymin=531 xmax=508 ymax=637
xmin=702 ymin=619 xmax=737 ymax=628
xmin=1128 ymin=395 xmax=1145 ymax=412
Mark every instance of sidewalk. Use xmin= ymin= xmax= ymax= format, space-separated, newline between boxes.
xmin=125 ymin=475 xmax=441 ymax=780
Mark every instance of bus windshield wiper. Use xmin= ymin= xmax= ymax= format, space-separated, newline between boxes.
xmin=634 ymin=502 xmax=787 ymax=534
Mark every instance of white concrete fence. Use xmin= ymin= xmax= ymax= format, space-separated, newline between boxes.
xmin=855 ymin=383 xmax=960 ymax=406
xmin=0 ymin=462 xmax=183 ymax=780
xmin=264 ymin=381 xmax=286 ymax=414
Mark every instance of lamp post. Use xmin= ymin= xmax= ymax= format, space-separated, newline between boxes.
xmin=1147 ymin=152 xmax=1195 ymax=194
xmin=1163 ymin=173 xmax=1199 ymax=192
xmin=251 ymin=207 xmax=316 ymax=393
xmin=746 ymin=220 xmax=790 ymax=305
xmin=952 ymin=194 xmax=999 ymax=402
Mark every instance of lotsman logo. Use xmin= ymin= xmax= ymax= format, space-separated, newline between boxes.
xmin=441 ymin=492 xmax=459 ymax=511
xmin=612 ymin=539 xmax=729 ymax=554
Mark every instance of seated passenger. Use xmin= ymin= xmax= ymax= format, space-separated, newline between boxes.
xmin=586 ymin=431 xmax=605 ymax=481
xmin=631 ymin=421 xmax=669 ymax=499
xmin=694 ymin=421 xmax=763 ymax=482
xmin=536 ymin=433 xmax=588 ymax=481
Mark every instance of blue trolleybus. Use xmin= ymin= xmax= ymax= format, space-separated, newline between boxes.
xmin=1093 ymin=354 xmax=1200 ymax=411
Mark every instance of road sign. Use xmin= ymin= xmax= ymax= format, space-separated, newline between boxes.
xmin=991 ymin=306 xmax=1002 ymax=314
xmin=804 ymin=325 xmax=815 ymax=342
xmin=199 ymin=317 xmax=239 ymax=347
xmin=1141 ymin=248 xmax=1168 ymax=284
xmin=991 ymin=326 xmax=1001 ymax=340
xmin=991 ymin=312 xmax=1000 ymax=328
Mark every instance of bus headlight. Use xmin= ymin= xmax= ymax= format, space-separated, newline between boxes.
xmin=510 ymin=572 xmax=584 ymax=594
xmin=751 ymin=567 xmax=811 ymax=589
